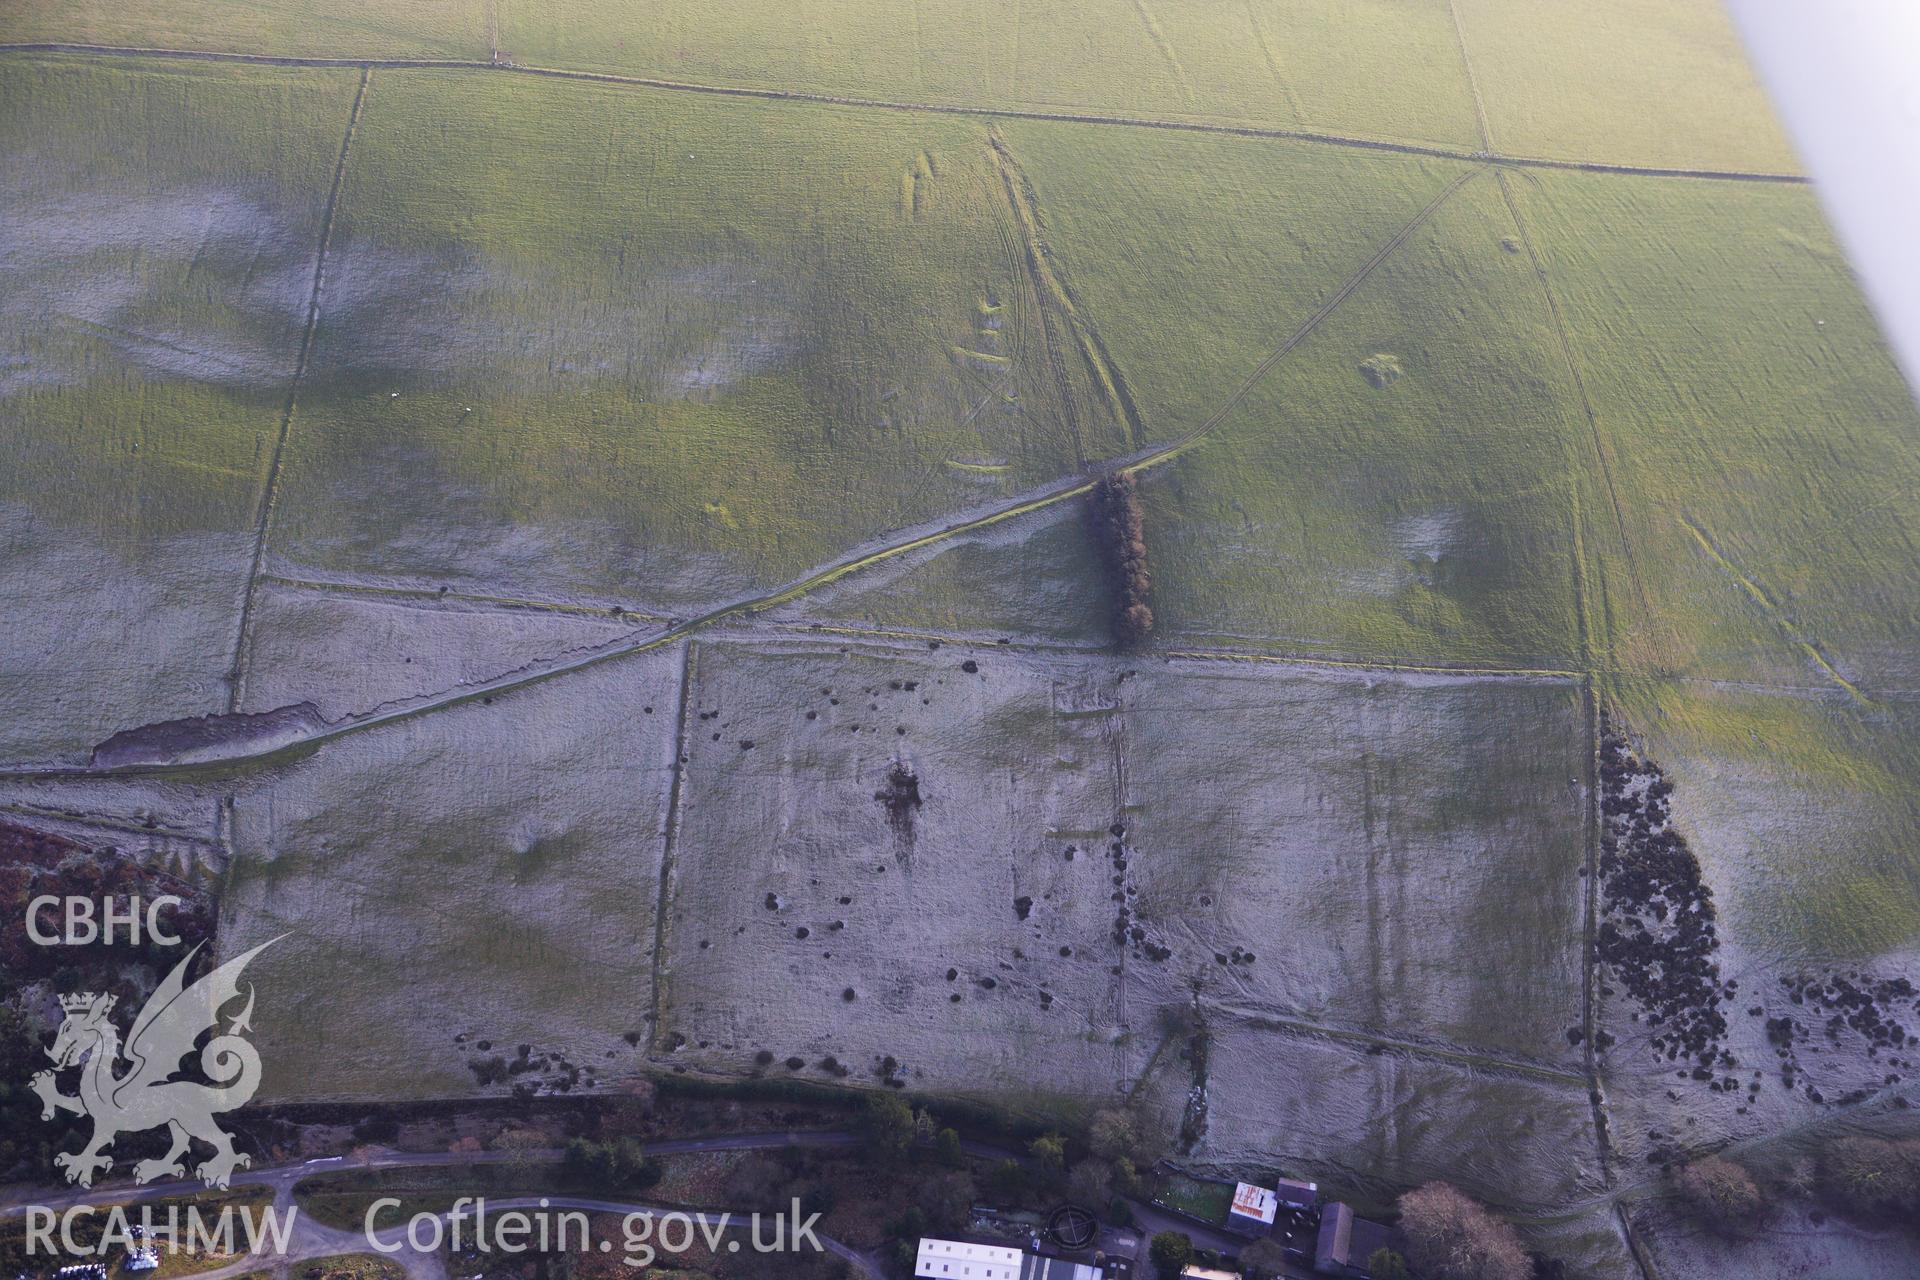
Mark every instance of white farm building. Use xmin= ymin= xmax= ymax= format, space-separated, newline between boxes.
xmin=916 ymin=1238 xmax=1023 ymax=1280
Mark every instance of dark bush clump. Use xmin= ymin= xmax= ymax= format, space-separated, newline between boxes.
xmin=351 ymin=1115 xmax=401 ymax=1143
xmin=1148 ymin=1232 xmax=1193 ymax=1274
xmin=1595 ymin=716 xmax=1728 ymax=1078
xmin=468 ymin=1056 xmax=509 ymax=1086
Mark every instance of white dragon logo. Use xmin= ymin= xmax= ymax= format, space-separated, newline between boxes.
xmin=31 ymin=938 xmax=280 ymax=1189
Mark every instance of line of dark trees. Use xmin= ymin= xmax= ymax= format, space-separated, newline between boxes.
xmin=1091 ymin=471 xmax=1153 ymax=645
xmin=1671 ymin=1138 xmax=1920 ymax=1237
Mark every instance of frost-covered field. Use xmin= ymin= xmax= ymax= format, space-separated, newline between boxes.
xmin=654 ymin=638 xmax=1590 ymax=1193
xmin=221 ymin=648 xmax=685 ymax=1100
xmin=5 ymin=7 xmax=1920 ymax=1274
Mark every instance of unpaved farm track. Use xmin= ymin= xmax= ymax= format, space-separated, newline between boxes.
xmin=1152 ymin=164 xmax=1485 ymax=464
xmin=0 ymin=43 xmax=1810 ymax=184
xmin=0 ymin=150 xmax=1492 ymax=782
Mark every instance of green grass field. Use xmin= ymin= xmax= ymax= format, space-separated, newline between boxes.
xmin=1152 ymin=1169 xmax=1234 ymax=1220
xmin=996 ymin=122 xmax=1465 ymax=440
xmin=1506 ymin=171 xmax=1920 ymax=690
xmin=10 ymin=0 xmax=1484 ymax=150
xmin=1129 ymin=171 xmax=1588 ymax=667
xmin=3 ymin=0 xmax=488 ymax=59
xmin=266 ymin=69 xmax=1111 ymax=612
xmin=1454 ymin=0 xmax=1799 ymax=171
xmin=0 ymin=57 xmax=359 ymax=760
xmin=11 ymin=0 xmax=1801 ymax=171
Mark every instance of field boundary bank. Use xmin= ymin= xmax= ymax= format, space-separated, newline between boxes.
xmin=1578 ymin=680 xmax=1613 ymax=1184
xmin=1445 ymin=0 xmax=1494 ymax=153
xmin=0 ymin=800 xmax=219 ymax=847
xmin=1491 ymin=162 xmax=1635 ymax=1223
xmin=225 ymin=65 xmax=371 ymax=713
xmin=1494 ymin=167 xmax=1653 ymax=644
xmin=1677 ymin=515 xmax=1871 ymax=704
xmin=219 ymin=582 xmax=1887 ymax=698
xmin=646 ymin=640 xmax=698 ymax=1056
xmin=1213 ymin=1008 xmax=1590 ymax=1089
xmin=257 ymin=572 xmax=669 ymax=623
xmin=742 ymin=626 xmax=1583 ymax=681
xmin=0 ymin=43 xmax=1809 ymax=184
